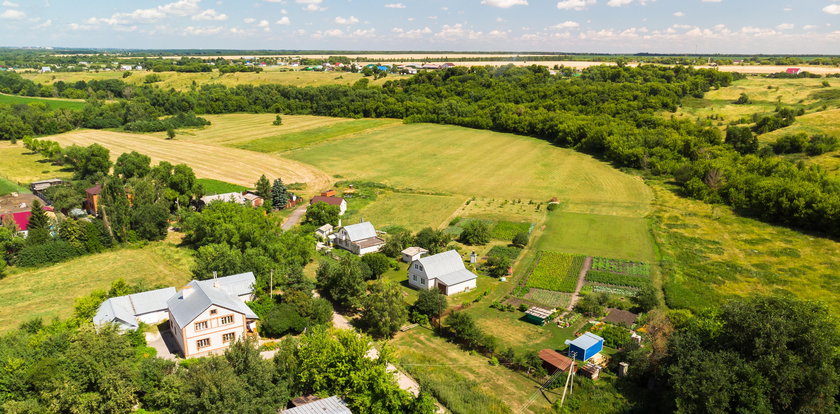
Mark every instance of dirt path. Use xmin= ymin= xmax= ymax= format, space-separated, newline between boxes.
xmin=564 ymin=256 xmax=593 ymax=314
xmin=281 ymin=204 xmax=307 ymax=230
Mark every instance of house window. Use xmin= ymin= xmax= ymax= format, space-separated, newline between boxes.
xmin=222 ymin=332 xmax=235 ymax=343
xmin=194 ymin=321 xmax=208 ymax=331
xmin=421 ymin=278 xmax=425 ymax=284
xmin=196 ymin=338 xmax=210 ymax=348
xmin=220 ymin=315 xmax=234 ymax=325
xmin=413 ymin=275 xmax=417 ymax=281
xmin=210 ymin=309 xmax=217 ymax=315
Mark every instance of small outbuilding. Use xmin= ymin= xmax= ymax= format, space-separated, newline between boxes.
xmin=335 ymin=221 xmax=385 ymax=255
xmin=538 ymin=349 xmax=574 ymax=374
xmin=282 ymin=396 xmax=351 ymax=414
xmin=603 ymin=308 xmax=638 ymax=327
xmin=315 ymin=223 xmax=334 ymax=240
xmin=524 ymin=306 xmax=555 ymax=326
xmin=565 ymin=332 xmax=604 ymax=361
xmin=401 ymin=246 xmax=428 ymax=263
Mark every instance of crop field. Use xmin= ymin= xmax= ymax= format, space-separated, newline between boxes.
xmin=236 ymin=118 xmax=399 ymax=153
xmin=0 ymin=142 xmax=72 ymax=184
xmin=650 ymin=181 xmax=840 ymax=314
xmin=536 ymin=212 xmax=656 ymax=262
xmin=197 ymin=178 xmax=248 ymax=194
xmin=590 ymin=257 xmax=651 ymax=276
xmin=0 ymin=243 xmax=193 ymax=332
xmin=0 ymin=93 xmax=86 ymax=110
xmin=490 ymin=220 xmax=532 ymax=241
xmin=486 ymin=245 xmax=523 ymax=261
xmin=392 ymin=328 xmax=551 ymax=414
xmin=525 ymin=251 xmax=585 ymax=293
xmin=523 ymin=288 xmax=572 ymax=308
xmin=343 ymin=192 xmax=466 ymax=231
xmin=287 ymin=122 xmax=653 ymax=216
xmin=21 ymin=69 xmax=394 ymax=90
xmin=43 ymin=129 xmax=331 ymax=194
xmin=585 ymin=271 xmax=651 ymax=289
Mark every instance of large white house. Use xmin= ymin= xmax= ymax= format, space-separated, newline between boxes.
xmin=93 ymin=272 xmax=259 ymax=358
xmin=407 ymin=250 xmax=477 ymax=296
xmin=335 ymin=221 xmax=385 ymax=255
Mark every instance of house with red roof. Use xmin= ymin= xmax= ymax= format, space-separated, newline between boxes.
xmin=309 ymin=192 xmax=347 ymax=215
xmin=786 ymin=68 xmax=801 ymax=75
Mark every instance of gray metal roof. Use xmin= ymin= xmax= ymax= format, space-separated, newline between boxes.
xmin=194 ymin=272 xmax=255 ymax=298
xmin=416 ymin=250 xmax=477 ymax=287
xmin=92 ymin=287 xmax=176 ymax=328
xmin=200 ymin=192 xmax=246 ymax=204
xmin=282 ymin=396 xmax=352 ymax=414
xmin=341 ymin=221 xmax=376 ymax=242
xmin=401 ymin=246 xmax=428 ymax=256
xmin=167 ymin=279 xmax=258 ymax=329
xmin=565 ymin=332 xmax=604 ymax=349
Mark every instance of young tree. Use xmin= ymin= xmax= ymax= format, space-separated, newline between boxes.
xmin=414 ymin=227 xmax=450 ymax=255
xmin=631 ymin=284 xmax=659 ymax=312
xmin=484 ymin=255 xmax=511 ymax=278
xmin=413 ymin=289 xmax=447 ymax=319
xmin=512 ymin=231 xmax=529 ymax=247
xmin=382 ymin=228 xmax=414 ymax=258
xmin=75 ymin=144 xmax=112 ymax=180
xmin=725 ymin=126 xmax=758 ymax=154
xmin=359 ymin=281 xmax=408 ymax=338
xmin=272 ymin=115 xmax=283 ymax=126
xmin=271 ymin=178 xmax=289 ymax=209
xmin=114 ymin=151 xmax=151 ymax=179
xmin=255 ymin=174 xmax=271 ymax=199
xmin=99 ymin=177 xmax=132 ymax=243
xmin=361 ymin=252 xmax=391 ymax=280
xmin=316 ymin=258 xmax=366 ymax=309
xmin=166 ymin=128 xmax=176 ymax=140
xmin=304 ymin=202 xmax=340 ymax=227
xmin=459 ymin=220 xmax=490 ymax=245
xmin=26 ymin=199 xmax=51 ymax=245
xmin=43 ymin=185 xmax=85 ymax=213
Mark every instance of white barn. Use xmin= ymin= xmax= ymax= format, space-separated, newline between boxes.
xmin=335 ymin=221 xmax=385 ymax=255
xmin=407 ymin=250 xmax=477 ymax=296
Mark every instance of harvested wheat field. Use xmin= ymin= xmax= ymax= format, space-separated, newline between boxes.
xmin=45 ymin=130 xmax=331 ymax=193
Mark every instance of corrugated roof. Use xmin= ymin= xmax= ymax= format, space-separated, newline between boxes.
xmin=200 ymin=192 xmax=246 ymax=205
xmin=435 ymin=268 xmax=478 ymax=286
xmin=93 ymin=297 xmax=138 ymax=329
xmin=539 ymin=349 xmax=574 ymax=372
xmin=565 ymin=332 xmax=604 ymax=350
xmin=168 ymin=279 xmax=258 ymax=329
xmin=342 ymin=222 xmax=377 ymax=242
xmin=401 ymin=246 xmax=428 ymax=256
xmin=282 ymin=396 xmax=352 ymax=414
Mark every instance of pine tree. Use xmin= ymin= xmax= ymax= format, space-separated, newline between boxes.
xmin=26 ymin=199 xmax=51 ymax=245
xmin=271 ymin=178 xmax=289 ymax=209
xmin=255 ymin=174 xmax=271 ymax=199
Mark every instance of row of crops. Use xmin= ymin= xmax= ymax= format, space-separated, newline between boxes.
xmin=586 ymin=256 xmax=653 ymax=293
xmin=590 ymin=257 xmax=650 ymax=276
xmin=585 ymin=271 xmax=652 ymax=289
xmin=525 ymin=251 xmax=586 ymax=293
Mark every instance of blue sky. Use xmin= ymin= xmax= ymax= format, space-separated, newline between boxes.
xmin=1 ymin=0 xmax=839 ymax=53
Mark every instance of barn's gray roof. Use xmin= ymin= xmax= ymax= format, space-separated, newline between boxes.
xmin=167 ymin=279 xmax=258 ymax=329
xmin=342 ymin=221 xmax=377 ymax=242
xmin=130 ymin=287 xmax=177 ymax=315
xmin=416 ymin=250 xmax=477 ymax=286
xmin=282 ymin=396 xmax=352 ymax=414
xmin=92 ymin=287 xmax=176 ymax=328
xmin=194 ymin=272 xmax=255 ymax=297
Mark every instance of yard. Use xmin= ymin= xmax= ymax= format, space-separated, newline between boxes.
xmin=536 ymin=211 xmax=657 ymax=262
xmin=0 ymin=243 xmax=193 ymax=332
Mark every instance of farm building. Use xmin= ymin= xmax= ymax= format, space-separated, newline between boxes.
xmin=198 ymin=191 xmax=263 ymax=210
xmin=524 ymin=306 xmax=555 ymax=326
xmin=283 ymin=396 xmax=351 ymax=414
xmin=603 ymin=308 xmax=639 ymax=327
xmin=538 ymin=349 xmax=574 ymax=374
xmin=93 ymin=287 xmax=177 ymax=330
xmin=334 ymin=221 xmax=385 ymax=255
xmin=309 ymin=195 xmax=347 ymax=215
xmin=786 ymin=67 xmax=801 ymax=75
xmin=407 ymin=250 xmax=477 ymax=296
xmin=401 ymin=246 xmax=428 ymax=263
xmin=30 ymin=178 xmax=64 ymax=203
xmin=315 ymin=223 xmax=334 ymax=240
xmin=0 ymin=192 xmax=54 ymax=237
xmin=84 ymin=183 xmax=102 ymax=214
xmin=565 ymin=332 xmax=604 ymax=361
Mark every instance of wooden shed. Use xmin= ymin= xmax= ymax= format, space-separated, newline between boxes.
xmin=538 ymin=349 xmax=574 ymax=374
xmin=524 ymin=306 xmax=554 ymax=326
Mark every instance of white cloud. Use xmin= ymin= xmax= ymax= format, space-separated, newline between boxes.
xmin=550 ymin=20 xmax=579 ymax=29
xmin=673 ymin=11 xmax=684 ymax=16
xmin=276 ymin=16 xmax=290 ymax=25
xmin=34 ymin=18 xmax=52 ymax=28
xmin=556 ymin=0 xmax=596 ymax=11
xmin=281 ymin=9 xmax=288 ymax=14
xmin=82 ymin=0 xmax=203 ymax=27
xmin=244 ymin=17 xmax=256 ymax=23
xmin=313 ymin=28 xmax=343 ymax=38
xmin=297 ymin=0 xmax=326 ymax=11
xmin=803 ymin=24 xmax=817 ymax=30
xmin=487 ymin=29 xmax=510 ymax=38
xmin=257 ymin=19 xmax=270 ymax=31
xmin=775 ymin=23 xmax=793 ymax=30
xmin=351 ymin=28 xmax=376 ymax=37
xmin=193 ymin=9 xmax=227 ymax=21
xmin=607 ymin=0 xmax=632 ymax=7
xmin=701 ymin=0 xmax=721 ymax=2
xmin=0 ymin=8 xmax=24 ymax=19
xmin=496 ymin=17 xmax=504 ymax=22
xmin=2 ymin=1 xmax=19 ymax=7
xmin=384 ymin=3 xmax=406 ymax=8
xmin=481 ymin=0 xmax=528 ymax=8
xmin=334 ymin=15 xmax=359 ymax=24
xmin=435 ymin=23 xmax=482 ymax=40
xmin=183 ymin=25 xmax=224 ymax=35
xmin=392 ymin=26 xmax=432 ymax=38
xmin=824 ymin=4 xmax=840 ymax=14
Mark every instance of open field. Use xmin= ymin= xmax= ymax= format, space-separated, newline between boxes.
xmin=235 ymin=118 xmax=399 ymax=153
xmin=392 ymin=327 xmax=552 ymax=414
xmin=650 ymin=181 xmax=839 ymax=314
xmin=43 ymin=129 xmax=331 ymax=195
xmin=0 ymin=177 xmax=27 ymax=196
xmin=759 ymin=108 xmax=840 ymax=142
xmin=287 ymin=123 xmax=653 ymax=217
xmin=196 ymin=178 xmax=248 ymax=194
xmin=536 ymin=212 xmax=657 ymax=262
xmin=344 ymin=192 xmax=466 ymax=231
xmin=0 ymin=243 xmax=193 ymax=332
xmin=21 ymin=68 xmax=394 ymax=91
xmin=0 ymin=93 xmax=86 ymax=110
xmin=0 ymin=142 xmax=72 ymax=184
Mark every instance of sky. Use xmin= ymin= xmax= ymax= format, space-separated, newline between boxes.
xmin=1 ymin=0 xmax=839 ymax=54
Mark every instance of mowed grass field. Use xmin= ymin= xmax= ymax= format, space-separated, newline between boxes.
xmin=0 ymin=177 xmax=27 ymax=196
xmin=0 ymin=243 xmax=193 ymax=332
xmin=536 ymin=212 xmax=656 ymax=262
xmin=0 ymin=142 xmax=72 ymax=184
xmin=21 ymin=68 xmax=394 ymax=90
xmin=44 ymin=129 xmax=332 ymax=194
xmin=344 ymin=193 xmax=467 ymax=231
xmin=0 ymin=93 xmax=86 ymax=110
xmin=287 ymin=123 xmax=653 ymax=217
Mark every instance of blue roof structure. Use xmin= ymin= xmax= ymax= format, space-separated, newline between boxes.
xmin=565 ymin=332 xmax=604 ymax=361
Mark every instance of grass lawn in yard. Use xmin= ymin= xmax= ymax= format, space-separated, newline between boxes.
xmin=465 ymin=304 xmax=586 ymax=355
xmin=0 ymin=142 xmax=72 ymax=185
xmin=536 ymin=211 xmax=657 ymax=262
xmin=0 ymin=177 xmax=27 ymax=196
xmin=391 ymin=327 xmax=552 ymax=414
xmin=0 ymin=242 xmax=193 ymax=332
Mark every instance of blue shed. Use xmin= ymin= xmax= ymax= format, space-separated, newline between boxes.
xmin=564 ymin=332 xmax=604 ymax=361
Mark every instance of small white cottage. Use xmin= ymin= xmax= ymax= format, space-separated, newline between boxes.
xmin=401 ymin=246 xmax=428 ymax=263
xmin=407 ymin=250 xmax=477 ymax=295
xmin=335 ymin=221 xmax=385 ymax=255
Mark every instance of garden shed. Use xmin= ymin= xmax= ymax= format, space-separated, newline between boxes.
xmin=524 ymin=306 xmax=554 ymax=326
xmin=538 ymin=349 xmax=574 ymax=374
xmin=565 ymin=332 xmax=604 ymax=361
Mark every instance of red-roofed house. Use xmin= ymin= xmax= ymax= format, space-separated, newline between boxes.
xmin=786 ymin=68 xmax=801 ymax=75
xmin=309 ymin=196 xmax=347 ymax=215
xmin=1 ymin=206 xmax=52 ymax=237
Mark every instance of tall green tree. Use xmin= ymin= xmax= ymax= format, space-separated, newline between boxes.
xmin=99 ymin=177 xmax=132 ymax=242
xmin=725 ymin=126 xmax=758 ymax=155
xmin=271 ymin=178 xmax=289 ymax=209
xmin=25 ymin=199 xmax=51 ymax=245
xmin=304 ymin=202 xmax=340 ymax=227
xmin=414 ymin=288 xmax=448 ymax=319
xmin=73 ymin=144 xmax=112 ymax=180
xmin=114 ymin=151 xmax=151 ymax=179
xmin=361 ymin=252 xmax=391 ymax=280
xmin=316 ymin=258 xmax=366 ymax=309
xmin=359 ymin=281 xmax=408 ymax=338
xmin=255 ymin=174 xmax=271 ymax=199
xmin=414 ymin=227 xmax=450 ymax=255
xmin=459 ymin=220 xmax=491 ymax=245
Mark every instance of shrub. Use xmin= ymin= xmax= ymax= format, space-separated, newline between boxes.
xmin=512 ymin=232 xmax=529 ymax=247
xmin=486 ymin=245 xmax=522 ymax=261
xmin=459 ymin=220 xmax=491 ymax=245
xmin=259 ymin=303 xmax=307 ymax=338
xmin=15 ymin=240 xmax=83 ymax=267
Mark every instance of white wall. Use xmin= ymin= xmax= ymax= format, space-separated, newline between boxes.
xmin=444 ymin=279 xmax=477 ymax=295
xmin=358 ymin=244 xmax=383 ymax=255
xmin=179 ymin=305 xmax=247 ymax=358
xmin=136 ymin=310 xmax=169 ymax=326
xmin=407 ymin=263 xmax=434 ymax=290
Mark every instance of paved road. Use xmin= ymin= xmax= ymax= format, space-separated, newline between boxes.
xmin=281 ymin=204 xmax=307 ymax=230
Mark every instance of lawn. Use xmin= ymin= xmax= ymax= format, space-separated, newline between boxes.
xmin=344 ymin=192 xmax=467 ymax=232
xmin=43 ymin=129 xmax=331 ymax=196
xmin=0 ymin=243 xmax=193 ymax=332
xmin=0 ymin=93 xmax=86 ymax=111
xmin=0 ymin=142 xmax=72 ymax=184
xmin=536 ymin=211 xmax=657 ymax=262
xmin=287 ymin=122 xmax=653 ymax=217
xmin=197 ymin=178 xmax=248 ymax=195
xmin=391 ymin=327 xmax=553 ymax=414
xmin=235 ymin=118 xmax=399 ymax=153
xmin=465 ymin=303 xmax=585 ymax=355
xmin=649 ymin=181 xmax=840 ymax=314
xmin=0 ymin=177 xmax=27 ymax=196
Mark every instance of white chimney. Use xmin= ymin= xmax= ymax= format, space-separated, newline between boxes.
xmin=212 ymin=271 xmax=220 ymax=288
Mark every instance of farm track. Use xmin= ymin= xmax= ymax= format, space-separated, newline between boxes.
xmin=563 ymin=256 xmax=593 ymax=315
xmin=46 ymin=129 xmax=332 ymax=195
